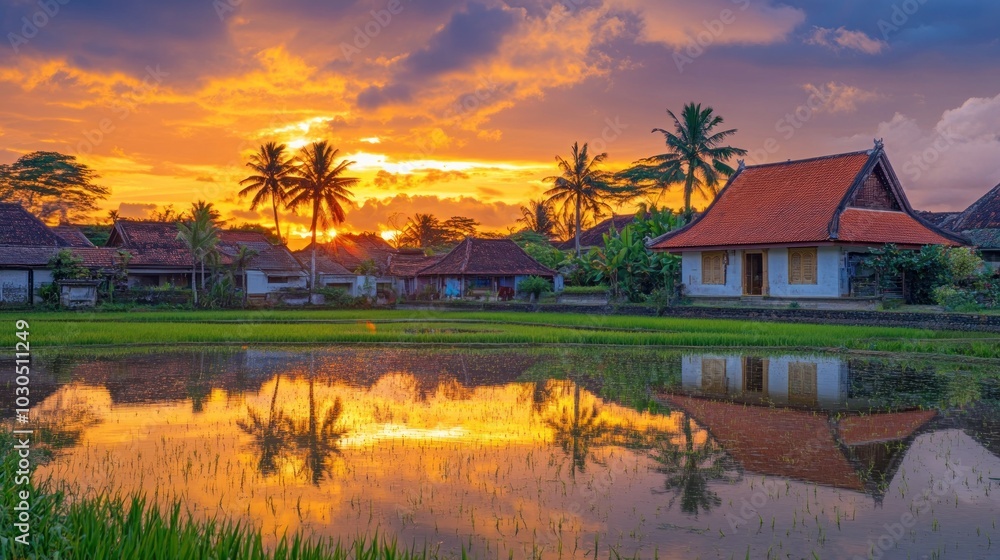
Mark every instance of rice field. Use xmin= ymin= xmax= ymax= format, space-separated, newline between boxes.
xmin=9 ymin=309 xmax=1000 ymax=358
xmin=3 ymin=346 xmax=998 ymax=559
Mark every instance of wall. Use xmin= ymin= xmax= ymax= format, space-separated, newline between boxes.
xmin=766 ymin=247 xmax=842 ymax=298
xmin=679 ymin=354 xmax=847 ymax=408
xmin=246 ymin=270 xmax=306 ymax=296
xmin=682 ymin=251 xmax=743 ymax=297
xmin=0 ymin=270 xmax=30 ymax=304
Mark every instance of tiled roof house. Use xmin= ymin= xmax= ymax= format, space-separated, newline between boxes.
xmin=649 ymin=143 xmax=965 ymax=302
xmin=557 ymin=215 xmax=637 ymax=251
xmin=416 ymin=237 xmax=560 ymax=297
xmin=941 ymin=183 xmax=1000 ymax=269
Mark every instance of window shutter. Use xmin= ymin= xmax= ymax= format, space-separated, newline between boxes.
xmin=790 ymin=252 xmax=802 ymax=284
xmin=803 ymin=251 xmax=816 ymax=284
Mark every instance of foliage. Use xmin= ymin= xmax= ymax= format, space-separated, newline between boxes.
xmin=398 ymin=214 xmax=481 ymax=248
xmin=561 ymin=285 xmax=609 ymax=295
xmin=944 ymin=247 xmax=985 ymax=281
xmin=516 ymin=199 xmax=558 ymax=237
xmin=617 ymin=103 xmax=746 ymax=213
xmin=544 ymin=142 xmax=618 ymax=256
xmin=521 ymin=240 xmax=566 ymax=271
xmin=239 ymin=142 xmax=295 ymax=244
xmin=48 ymin=249 xmax=91 ymax=282
xmin=864 ymin=245 xmax=951 ymax=305
xmin=441 ymin=216 xmax=479 ymax=241
xmin=933 ymin=286 xmax=982 ymax=312
xmin=517 ymin=276 xmax=553 ymax=298
xmin=0 ymin=151 xmax=109 ymax=221
xmin=572 ymin=206 xmax=683 ymax=303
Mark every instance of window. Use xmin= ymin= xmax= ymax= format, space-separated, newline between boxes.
xmin=788 ymin=248 xmax=818 ymax=285
xmin=267 ymin=276 xmax=290 ymax=284
xmin=702 ymin=251 xmax=727 ymax=285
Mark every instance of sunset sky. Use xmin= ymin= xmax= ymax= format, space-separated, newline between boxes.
xmin=2 ymin=0 xmax=999 ymax=244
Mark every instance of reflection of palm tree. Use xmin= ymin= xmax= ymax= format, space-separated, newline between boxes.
xmin=651 ymin=414 xmax=739 ymax=516
xmin=237 ymin=375 xmax=292 ymax=476
xmin=289 ymin=354 xmax=347 ymax=485
xmin=545 ymin=383 xmax=608 ymax=478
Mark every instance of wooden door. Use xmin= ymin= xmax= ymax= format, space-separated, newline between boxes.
xmin=744 ymin=253 xmax=764 ymax=296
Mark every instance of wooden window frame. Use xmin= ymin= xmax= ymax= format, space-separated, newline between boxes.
xmin=701 ymin=251 xmax=727 ymax=285
xmin=788 ymin=248 xmax=818 ymax=285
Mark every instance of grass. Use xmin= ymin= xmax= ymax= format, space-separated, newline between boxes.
xmin=0 ymin=432 xmax=445 ymax=560
xmin=8 ymin=309 xmax=1000 ymax=359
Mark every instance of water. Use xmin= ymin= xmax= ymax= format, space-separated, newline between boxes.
xmin=15 ymin=347 xmax=1000 ymax=559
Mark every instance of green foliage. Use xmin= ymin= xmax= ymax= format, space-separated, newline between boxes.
xmin=48 ymin=249 xmax=90 ymax=282
xmin=577 ymin=206 xmax=683 ymax=303
xmin=522 ymin=241 xmax=566 ymax=271
xmin=944 ymin=247 xmax=985 ymax=281
xmin=561 ymin=285 xmax=609 ymax=295
xmin=933 ymin=286 xmax=982 ymax=312
xmin=517 ymin=276 xmax=553 ymax=298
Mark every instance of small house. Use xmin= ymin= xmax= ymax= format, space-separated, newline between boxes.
xmin=0 ymin=203 xmax=65 ymax=304
xmin=934 ymin=183 xmax=1000 ymax=270
xmin=416 ymin=237 xmax=563 ymax=298
xmin=648 ymin=143 xmax=965 ymax=305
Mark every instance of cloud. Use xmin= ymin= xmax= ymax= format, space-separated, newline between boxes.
xmin=807 ymin=26 xmax=886 ymax=54
xmin=610 ymin=0 xmax=805 ymax=48
xmin=116 ymin=203 xmax=157 ymax=219
xmin=803 ymin=82 xmax=883 ymax=114
xmin=837 ymin=93 xmax=1000 ymax=210
xmin=345 ymin=194 xmax=522 ymax=232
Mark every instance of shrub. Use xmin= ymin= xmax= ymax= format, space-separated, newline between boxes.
xmin=944 ymin=247 xmax=985 ymax=281
xmin=561 ymin=285 xmax=609 ymax=296
xmin=517 ymin=276 xmax=552 ymax=299
xmin=933 ymin=286 xmax=982 ymax=312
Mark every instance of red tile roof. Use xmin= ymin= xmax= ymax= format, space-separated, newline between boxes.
xmin=0 ymin=203 xmax=67 ymax=247
xmin=301 ymin=233 xmax=396 ymax=273
xmin=836 ymin=209 xmax=957 ymax=246
xmin=650 ymin=149 xmax=962 ymax=251
xmin=557 ymin=215 xmax=636 ymax=250
xmin=417 ymin=237 xmax=556 ymax=277
xmin=388 ymin=251 xmax=444 ymax=277
xmin=953 ymin=182 xmax=1000 ymax=230
xmin=51 ymin=225 xmax=96 ymax=247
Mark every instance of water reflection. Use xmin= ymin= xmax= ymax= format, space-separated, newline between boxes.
xmin=13 ymin=347 xmax=999 ymax=559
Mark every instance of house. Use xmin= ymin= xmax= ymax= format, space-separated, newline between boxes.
xmin=930 ymin=183 xmax=1000 ymax=270
xmin=415 ymin=237 xmax=563 ymax=298
xmin=648 ymin=142 xmax=965 ymax=305
xmin=106 ymin=220 xmax=306 ymax=297
xmin=295 ymin=233 xmax=398 ymax=298
xmin=0 ymin=203 xmax=65 ymax=304
xmin=387 ymin=249 xmax=443 ymax=298
xmin=557 ymin=214 xmax=636 ymax=251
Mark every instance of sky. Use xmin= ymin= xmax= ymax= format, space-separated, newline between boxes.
xmin=2 ymin=0 xmax=999 ymax=244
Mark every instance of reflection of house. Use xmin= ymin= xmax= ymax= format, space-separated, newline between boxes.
xmin=680 ymin=354 xmax=853 ymax=410
xmin=649 ymin=143 xmax=965 ymax=304
xmin=415 ymin=237 xmax=563 ymax=298
xmin=106 ymin=221 xmax=306 ymax=296
xmin=661 ymin=394 xmax=935 ymax=500
xmin=922 ymin=183 xmax=1000 ymax=270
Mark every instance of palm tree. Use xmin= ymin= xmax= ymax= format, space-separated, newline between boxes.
xmin=289 ymin=352 xmax=347 ymax=485
xmin=516 ymin=199 xmax=557 ymax=238
xmin=400 ymin=213 xmax=445 ymax=248
xmin=231 ymin=244 xmax=259 ymax=307
xmin=237 ymin=374 xmax=293 ymax=476
xmin=544 ymin=142 xmax=615 ymax=257
xmin=545 ymin=382 xmax=608 ymax=479
xmin=618 ymin=103 xmax=746 ymax=216
xmin=286 ymin=141 xmax=359 ymax=292
xmin=106 ymin=209 xmax=119 ymax=225
xmin=650 ymin=413 xmax=740 ymax=516
xmin=176 ymin=201 xmax=220 ymax=305
xmin=239 ymin=142 xmax=294 ymax=245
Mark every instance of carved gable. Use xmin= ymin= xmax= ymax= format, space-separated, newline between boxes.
xmin=850 ymin=165 xmax=901 ymax=211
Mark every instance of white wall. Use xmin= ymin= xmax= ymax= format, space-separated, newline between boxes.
xmin=247 ymin=270 xmax=306 ymax=296
xmin=682 ymin=251 xmax=743 ymax=297
xmin=680 ymin=353 xmax=848 ymax=408
xmin=766 ymin=246 xmax=842 ymax=298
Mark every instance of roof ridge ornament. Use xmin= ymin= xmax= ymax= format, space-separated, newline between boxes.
xmin=872 ymin=138 xmax=884 ymax=153
xmin=736 ymin=159 xmax=745 ymax=171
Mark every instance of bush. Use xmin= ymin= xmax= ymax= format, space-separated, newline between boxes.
xmin=316 ymin=287 xmax=355 ymax=307
xmin=933 ymin=286 xmax=982 ymax=312
xmin=517 ymin=276 xmax=552 ymax=299
xmin=561 ymin=285 xmax=609 ymax=296
xmin=945 ymin=247 xmax=985 ymax=281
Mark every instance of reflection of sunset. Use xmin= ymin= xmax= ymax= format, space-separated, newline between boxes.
xmin=35 ymin=372 xmax=695 ymax=557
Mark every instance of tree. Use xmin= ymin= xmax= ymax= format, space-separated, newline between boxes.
xmin=106 ymin=209 xmax=120 ymax=225
xmin=618 ymin=103 xmax=746 ymax=215
xmin=544 ymin=142 xmax=615 ymax=257
xmin=517 ymin=199 xmax=557 ymax=238
xmin=149 ymin=205 xmax=181 ymax=222
xmin=0 ymin=151 xmax=109 ymax=222
xmin=176 ymin=201 xmax=220 ymax=305
xmin=229 ymin=222 xmax=281 ymax=244
xmin=400 ymin=213 xmax=447 ymax=248
xmin=286 ymin=141 xmax=359 ymax=292
xmin=441 ymin=216 xmax=479 ymax=243
xmin=289 ymin=352 xmax=346 ymax=485
xmin=237 ymin=374 xmax=293 ymax=476
xmin=239 ymin=142 xmax=295 ymax=245
xmin=230 ymin=244 xmax=259 ymax=307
